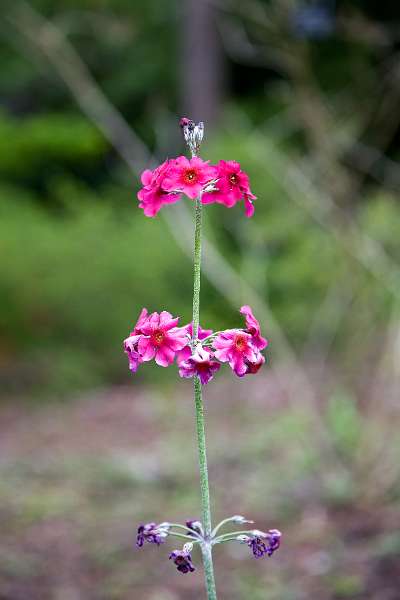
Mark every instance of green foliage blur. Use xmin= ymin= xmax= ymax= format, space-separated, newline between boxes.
xmin=0 ymin=0 xmax=399 ymax=397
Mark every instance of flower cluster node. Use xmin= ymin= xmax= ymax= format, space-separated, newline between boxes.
xmin=137 ymin=517 xmax=281 ymax=573
xmin=136 ymin=148 xmax=256 ymax=218
xmin=180 ymin=117 xmax=204 ymax=156
xmin=124 ymin=306 xmax=268 ymax=382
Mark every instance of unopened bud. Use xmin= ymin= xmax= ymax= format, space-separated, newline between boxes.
xmin=183 ymin=542 xmax=194 ymax=553
xmin=179 ymin=117 xmax=204 ymax=156
xmin=232 ymin=515 xmax=254 ymax=525
xmin=237 ymin=535 xmax=251 ymax=543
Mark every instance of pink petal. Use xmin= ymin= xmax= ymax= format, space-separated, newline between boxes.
xmin=155 ymin=345 xmax=175 ymax=367
xmin=231 ymin=353 xmax=247 ymax=377
xmin=138 ymin=337 xmax=156 ymax=362
xmin=176 ymin=345 xmax=192 ymax=366
xmin=165 ymin=332 xmax=187 ymax=351
xmin=141 ymin=169 xmax=153 ymax=186
xmin=159 ymin=311 xmax=174 ymax=327
xmin=214 ymin=347 xmax=231 ymax=363
xmin=244 ymin=196 xmax=255 ymax=218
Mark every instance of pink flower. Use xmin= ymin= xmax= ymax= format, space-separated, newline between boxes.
xmin=123 ymin=308 xmax=149 ymax=372
xmin=162 ymin=156 xmax=217 ymax=200
xmin=138 ymin=311 xmax=187 ymax=367
xmin=179 ymin=345 xmax=221 ymax=385
xmin=240 ymin=305 xmax=268 ymax=350
xmin=214 ymin=330 xmax=258 ymax=377
xmin=176 ymin=322 xmax=213 ymax=366
xmin=202 ymin=160 xmax=256 ymax=217
xmin=137 ymin=160 xmax=181 ymax=217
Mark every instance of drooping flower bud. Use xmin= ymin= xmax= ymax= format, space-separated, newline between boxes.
xmin=136 ymin=522 xmax=170 ymax=547
xmin=169 ymin=548 xmax=196 ymax=574
xmin=247 ymin=529 xmax=282 ymax=558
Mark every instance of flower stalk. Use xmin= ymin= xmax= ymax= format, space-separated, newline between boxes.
xmin=129 ymin=118 xmax=280 ymax=596
xmin=192 ymin=189 xmax=218 ymax=599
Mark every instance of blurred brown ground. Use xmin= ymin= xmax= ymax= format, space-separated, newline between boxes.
xmin=1 ymin=371 xmax=399 ymax=600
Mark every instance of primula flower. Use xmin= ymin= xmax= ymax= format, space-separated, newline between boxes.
xmin=179 ymin=345 xmax=221 ymax=385
xmin=202 ymin=160 xmax=257 ymax=217
xmin=162 ymin=156 xmax=217 ymax=200
xmin=137 ymin=160 xmax=181 ymax=217
xmin=246 ymin=529 xmax=281 ymax=559
xmin=169 ymin=549 xmax=196 ymax=574
xmin=176 ymin=322 xmax=213 ymax=366
xmin=213 ymin=329 xmax=258 ymax=377
xmin=136 ymin=522 xmax=170 ymax=547
xmin=240 ymin=305 xmax=268 ymax=350
xmin=138 ymin=311 xmax=187 ymax=367
xmin=123 ymin=308 xmax=149 ymax=373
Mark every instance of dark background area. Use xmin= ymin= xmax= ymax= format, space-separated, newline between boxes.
xmin=0 ymin=1 xmax=399 ymax=599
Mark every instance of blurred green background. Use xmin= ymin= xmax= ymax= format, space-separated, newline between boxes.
xmin=0 ymin=1 xmax=399 ymax=599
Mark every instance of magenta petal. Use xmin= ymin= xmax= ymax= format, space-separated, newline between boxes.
xmin=138 ymin=337 xmax=156 ymax=361
xmin=166 ymin=332 xmax=187 ymax=351
xmin=133 ymin=308 xmax=149 ymax=334
xmin=141 ymin=169 xmax=153 ymax=186
xmin=155 ymin=345 xmax=175 ymax=367
xmin=159 ymin=311 xmax=175 ymax=327
xmin=214 ymin=347 xmax=231 ymax=363
xmin=179 ymin=361 xmax=195 ymax=379
xmin=231 ymin=354 xmax=247 ymax=377
xmin=184 ymin=184 xmax=201 ymax=199
xmin=176 ymin=345 xmax=192 ymax=366
xmin=244 ymin=196 xmax=255 ymax=218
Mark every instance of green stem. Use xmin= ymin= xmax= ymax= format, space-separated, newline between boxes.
xmin=211 ymin=517 xmax=238 ymax=537
xmin=192 ymin=195 xmax=218 ymax=600
xmin=216 ymin=530 xmax=254 ymax=538
xmin=169 ymin=532 xmax=201 ymax=542
xmin=214 ymin=530 xmax=254 ymax=544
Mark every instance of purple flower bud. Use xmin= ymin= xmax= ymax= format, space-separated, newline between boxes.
xmin=247 ymin=529 xmax=281 ymax=558
xmin=169 ymin=549 xmax=196 ymax=574
xmin=186 ymin=519 xmax=203 ymax=536
xmin=136 ymin=522 xmax=169 ymax=547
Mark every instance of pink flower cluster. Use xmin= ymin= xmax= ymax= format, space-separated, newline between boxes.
xmin=137 ymin=157 xmax=256 ymax=217
xmin=124 ymin=306 xmax=268 ymax=384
